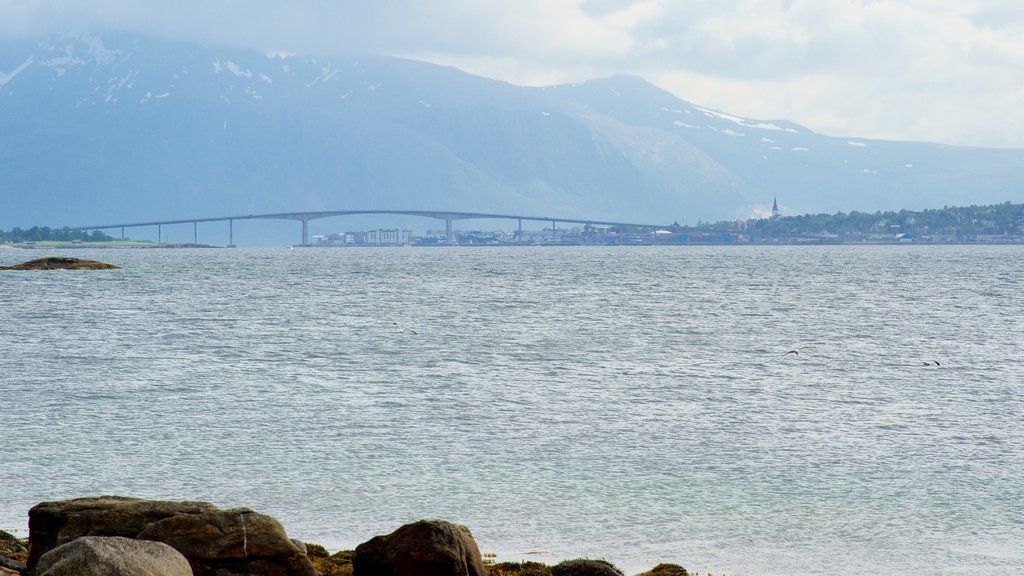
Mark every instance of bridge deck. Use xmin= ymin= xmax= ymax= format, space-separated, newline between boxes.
xmin=68 ymin=209 xmax=682 ymax=233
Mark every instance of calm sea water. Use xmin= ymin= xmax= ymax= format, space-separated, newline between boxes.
xmin=1 ymin=246 xmax=1022 ymax=575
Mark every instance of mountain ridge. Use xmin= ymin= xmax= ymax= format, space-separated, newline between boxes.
xmin=2 ymin=33 xmax=1022 ymax=236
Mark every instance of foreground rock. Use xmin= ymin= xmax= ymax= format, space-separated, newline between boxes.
xmin=27 ymin=496 xmax=315 ymax=576
xmin=353 ymin=520 xmax=488 ymax=576
xmin=35 ymin=536 xmax=192 ymax=576
xmin=636 ymin=564 xmax=691 ymax=576
xmin=136 ymin=508 xmax=316 ymax=576
xmin=551 ymin=559 xmax=623 ymax=576
xmin=1 ymin=256 xmax=119 ymax=270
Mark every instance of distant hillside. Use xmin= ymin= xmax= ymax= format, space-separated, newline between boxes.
xmin=2 ymin=33 xmax=1023 ymax=239
xmin=730 ymin=201 xmax=1024 ymax=240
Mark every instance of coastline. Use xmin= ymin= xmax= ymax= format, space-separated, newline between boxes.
xmin=0 ymin=511 xmax=716 ymax=576
xmin=0 ymin=530 xmax=707 ymax=576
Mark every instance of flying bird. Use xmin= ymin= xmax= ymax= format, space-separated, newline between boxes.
xmin=783 ymin=348 xmax=800 ymax=357
xmin=393 ymin=322 xmax=417 ymax=335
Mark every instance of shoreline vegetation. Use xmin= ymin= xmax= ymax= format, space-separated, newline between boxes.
xmin=0 ymin=497 xmax=730 ymax=576
xmin=3 ymin=200 xmax=1023 ymax=248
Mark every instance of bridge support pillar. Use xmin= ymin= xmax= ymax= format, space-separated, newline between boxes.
xmin=193 ymin=222 xmax=198 ymax=245
xmin=446 ymin=218 xmax=453 ymax=245
xmin=518 ymin=218 xmax=522 ymax=240
xmin=302 ymin=218 xmax=309 ymax=246
xmin=228 ymin=219 xmax=234 ymax=247
xmin=157 ymin=224 xmax=162 ymax=244
xmin=121 ymin=226 xmax=125 ymax=241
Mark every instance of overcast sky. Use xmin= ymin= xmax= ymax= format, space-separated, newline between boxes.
xmin=3 ymin=1 xmax=1023 ymax=148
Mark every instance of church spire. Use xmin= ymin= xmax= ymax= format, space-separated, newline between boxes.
xmin=772 ymin=197 xmax=780 ymax=219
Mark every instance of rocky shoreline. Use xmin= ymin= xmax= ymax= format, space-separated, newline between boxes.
xmin=0 ymin=497 xmax=710 ymax=576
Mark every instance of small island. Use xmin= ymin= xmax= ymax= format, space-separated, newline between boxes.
xmin=0 ymin=256 xmax=120 ymax=270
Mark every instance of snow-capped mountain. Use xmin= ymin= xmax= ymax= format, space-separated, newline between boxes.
xmin=2 ymin=33 xmax=1022 ymax=233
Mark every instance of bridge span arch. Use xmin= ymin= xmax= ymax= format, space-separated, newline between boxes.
xmin=68 ymin=209 xmax=687 ymax=246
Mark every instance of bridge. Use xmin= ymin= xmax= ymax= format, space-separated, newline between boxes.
xmin=68 ymin=209 xmax=706 ymax=246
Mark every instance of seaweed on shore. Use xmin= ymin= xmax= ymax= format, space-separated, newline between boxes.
xmin=637 ymin=564 xmax=691 ymax=576
xmin=306 ymin=545 xmax=353 ymax=576
xmin=0 ymin=530 xmax=27 ymax=574
xmin=488 ymin=560 xmax=554 ymax=576
xmin=0 ymin=531 xmax=26 ymax=562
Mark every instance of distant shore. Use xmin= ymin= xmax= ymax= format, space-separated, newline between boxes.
xmin=0 ymin=242 xmax=217 ymax=249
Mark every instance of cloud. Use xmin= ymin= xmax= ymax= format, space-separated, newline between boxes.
xmin=2 ymin=0 xmax=1023 ymax=147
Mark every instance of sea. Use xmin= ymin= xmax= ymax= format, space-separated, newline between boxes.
xmin=1 ymin=245 xmax=1022 ymax=575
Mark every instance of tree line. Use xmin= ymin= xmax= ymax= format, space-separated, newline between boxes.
xmin=722 ymin=200 xmax=1024 ymax=238
xmin=0 ymin=226 xmax=115 ymax=243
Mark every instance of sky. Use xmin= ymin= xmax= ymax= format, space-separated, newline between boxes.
xmin=2 ymin=0 xmax=1023 ymax=148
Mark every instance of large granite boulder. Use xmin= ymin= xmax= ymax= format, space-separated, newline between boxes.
xmin=137 ymin=508 xmax=316 ymax=576
xmin=27 ymin=496 xmax=216 ymax=570
xmin=34 ymin=536 xmax=192 ymax=576
xmin=26 ymin=496 xmax=316 ymax=576
xmin=353 ymin=520 xmax=488 ymax=576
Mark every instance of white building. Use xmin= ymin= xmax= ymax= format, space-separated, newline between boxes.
xmin=366 ymin=229 xmax=411 ymax=245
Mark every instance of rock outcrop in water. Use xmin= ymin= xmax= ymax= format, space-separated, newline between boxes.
xmin=26 ymin=496 xmax=315 ymax=576
xmin=353 ymin=520 xmax=488 ymax=576
xmin=0 ymin=257 xmax=119 ymax=270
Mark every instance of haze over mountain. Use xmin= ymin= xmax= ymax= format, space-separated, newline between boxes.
xmin=2 ymin=34 xmax=1022 ymax=238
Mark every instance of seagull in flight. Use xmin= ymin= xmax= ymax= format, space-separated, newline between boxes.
xmin=393 ymin=322 xmax=417 ymax=335
xmin=782 ymin=348 xmax=800 ymax=357
xmin=922 ymin=360 xmax=940 ymax=366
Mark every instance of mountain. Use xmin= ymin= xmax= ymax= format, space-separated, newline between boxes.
xmin=2 ymin=33 xmax=1023 ymax=239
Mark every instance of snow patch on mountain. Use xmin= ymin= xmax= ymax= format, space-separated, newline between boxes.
xmin=0 ymin=57 xmax=33 ymax=86
xmin=79 ymin=34 xmax=122 ymax=66
xmin=694 ymin=105 xmax=799 ymax=133
xmin=213 ymin=59 xmax=253 ymax=78
xmin=102 ymin=71 xmax=137 ymax=103
xmin=40 ymin=54 xmax=85 ymax=76
xmin=140 ymin=91 xmax=171 ymax=103
xmin=307 ymin=65 xmax=339 ymax=87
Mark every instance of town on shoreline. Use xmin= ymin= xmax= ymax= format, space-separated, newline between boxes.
xmin=3 ymin=200 xmax=1023 ymax=248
